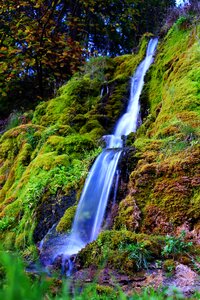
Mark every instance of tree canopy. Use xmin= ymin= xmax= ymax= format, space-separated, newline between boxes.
xmin=0 ymin=0 xmax=175 ymax=117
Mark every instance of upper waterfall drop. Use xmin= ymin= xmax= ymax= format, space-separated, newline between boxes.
xmin=108 ymin=38 xmax=158 ymax=148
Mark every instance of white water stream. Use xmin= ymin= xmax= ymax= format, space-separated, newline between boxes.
xmin=39 ymin=38 xmax=158 ymax=274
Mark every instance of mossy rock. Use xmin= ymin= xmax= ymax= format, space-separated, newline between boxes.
xmin=41 ymin=134 xmax=96 ymax=155
xmin=77 ymin=230 xmax=165 ymax=274
xmin=125 ymin=144 xmax=200 ymax=233
xmin=95 ymin=284 xmax=116 ymax=298
xmin=114 ymin=195 xmax=140 ymax=231
xmin=80 ymin=119 xmax=104 ymax=135
xmin=56 ymin=205 xmax=77 ymax=233
xmin=163 ymin=259 xmax=176 ymax=275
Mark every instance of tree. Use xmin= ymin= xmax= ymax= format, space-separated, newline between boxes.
xmin=0 ymin=0 xmax=176 ymax=117
xmin=0 ymin=0 xmax=83 ymax=116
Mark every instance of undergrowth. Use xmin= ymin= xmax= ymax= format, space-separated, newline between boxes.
xmin=1 ymin=250 xmax=200 ymax=300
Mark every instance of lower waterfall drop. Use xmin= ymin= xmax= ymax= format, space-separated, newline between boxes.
xmin=39 ymin=37 xmax=158 ymax=275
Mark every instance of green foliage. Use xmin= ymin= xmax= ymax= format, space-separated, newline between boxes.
xmin=78 ymin=230 xmax=165 ymax=274
xmin=162 ymin=231 xmax=193 ymax=258
xmin=119 ymin=241 xmax=152 ymax=270
xmin=0 ymin=217 xmax=15 ymax=231
xmin=25 ymin=127 xmax=39 ymax=150
xmin=0 ymin=1 xmax=84 ymax=117
xmin=0 ymin=250 xmax=49 ymax=300
xmin=163 ymin=259 xmax=176 ymax=277
xmin=176 ymin=15 xmax=192 ymax=30
xmin=2 ymin=250 xmax=200 ymax=300
xmin=0 ymin=0 xmax=176 ymax=117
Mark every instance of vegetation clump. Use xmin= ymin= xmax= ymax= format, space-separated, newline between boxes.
xmin=77 ymin=230 xmax=165 ymax=274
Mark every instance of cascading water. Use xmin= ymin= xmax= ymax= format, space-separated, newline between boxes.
xmin=108 ymin=38 xmax=158 ymax=148
xmin=39 ymin=38 xmax=158 ymax=274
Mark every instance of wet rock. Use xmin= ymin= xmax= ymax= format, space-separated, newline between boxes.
xmin=173 ymin=264 xmax=200 ymax=295
xmin=33 ymin=190 xmax=76 ymax=243
xmin=131 ymin=276 xmax=146 ymax=282
xmin=53 ymin=255 xmax=63 ymax=270
xmin=118 ymin=275 xmax=134 ymax=284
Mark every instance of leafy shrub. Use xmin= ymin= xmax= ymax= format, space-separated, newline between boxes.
xmin=162 ymin=231 xmax=193 ymax=258
xmin=176 ymin=15 xmax=192 ymax=30
xmin=119 ymin=241 xmax=152 ymax=270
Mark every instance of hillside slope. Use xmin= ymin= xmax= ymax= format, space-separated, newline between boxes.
xmin=0 ymin=35 xmax=149 ymax=257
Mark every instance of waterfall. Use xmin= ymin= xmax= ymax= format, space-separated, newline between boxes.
xmin=39 ymin=38 xmax=158 ymax=274
xmin=108 ymin=38 xmax=158 ymax=148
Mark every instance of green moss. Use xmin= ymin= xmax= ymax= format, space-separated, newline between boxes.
xmin=114 ymin=195 xmax=140 ymax=231
xmin=77 ymin=230 xmax=165 ymax=274
xmin=56 ymin=205 xmax=77 ymax=233
xmin=113 ymin=34 xmax=150 ymax=79
xmin=80 ymin=119 xmax=104 ymax=135
xmin=126 ymin=144 xmax=200 ymax=233
xmin=95 ymin=284 xmax=115 ymax=298
xmin=86 ymin=127 xmax=106 ymax=141
xmin=142 ymin=25 xmax=200 ymax=138
xmin=41 ymin=134 xmax=96 ymax=156
xmin=32 ymin=75 xmax=101 ymax=127
xmin=0 ymin=130 xmax=101 ymax=252
xmin=3 ymin=232 xmax=15 ymax=250
xmin=163 ymin=259 xmax=176 ymax=275
xmin=15 ymin=232 xmax=27 ymax=250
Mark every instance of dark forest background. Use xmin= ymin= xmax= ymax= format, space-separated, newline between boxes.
xmin=1 ymin=0 xmax=196 ymax=118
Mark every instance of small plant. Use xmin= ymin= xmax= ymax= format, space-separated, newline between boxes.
xmin=163 ymin=259 xmax=176 ymax=277
xmin=176 ymin=15 xmax=192 ymax=30
xmin=0 ymin=250 xmax=50 ymax=300
xmin=190 ymin=255 xmax=200 ymax=275
xmin=162 ymin=231 xmax=193 ymax=258
xmin=5 ymin=110 xmax=23 ymax=130
xmin=0 ymin=216 xmax=15 ymax=231
xmin=119 ymin=241 xmax=152 ymax=270
xmin=25 ymin=127 xmax=39 ymax=149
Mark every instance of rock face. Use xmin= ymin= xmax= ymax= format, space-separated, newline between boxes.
xmin=33 ymin=191 xmax=76 ymax=243
xmin=72 ymin=263 xmax=200 ymax=297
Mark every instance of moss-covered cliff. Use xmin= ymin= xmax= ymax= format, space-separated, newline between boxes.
xmin=120 ymin=21 xmax=200 ymax=235
xmin=0 ymin=34 xmax=150 ymax=258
